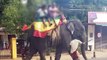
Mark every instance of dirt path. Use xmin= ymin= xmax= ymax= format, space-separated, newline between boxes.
xmin=1 ymin=50 xmax=107 ymax=60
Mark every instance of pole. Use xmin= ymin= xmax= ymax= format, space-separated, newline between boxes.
xmin=11 ymin=37 xmax=17 ymax=59
xmin=92 ymin=50 xmax=96 ymax=58
xmin=100 ymin=26 xmax=102 ymax=51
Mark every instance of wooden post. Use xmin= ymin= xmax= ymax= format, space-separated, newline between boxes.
xmin=11 ymin=37 xmax=17 ymax=59
xmin=93 ymin=51 xmax=96 ymax=58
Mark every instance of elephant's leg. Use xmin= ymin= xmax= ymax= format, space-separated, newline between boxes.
xmin=80 ymin=32 xmax=87 ymax=60
xmin=38 ymin=49 xmax=46 ymax=60
xmin=55 ymin=45 xmax=62 ymax=60
xmin=21 ymin=46 xmax=29 ymax=60
xmin=23 ymin=48 xmax=37 ymax=60
xmin=81 ymin=44 xmax=87 ymax=60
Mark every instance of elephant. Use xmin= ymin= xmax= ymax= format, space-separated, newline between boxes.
xmin=21 ymin=19 xmax=87 ymax=60
xmin=21 ymin=26 xmax=48 ymax=60
xmin=47 ymin=19 xmax=87 ymax=60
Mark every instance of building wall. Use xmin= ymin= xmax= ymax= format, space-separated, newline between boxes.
xmin=95 ymin=25 xmax=107 ymax=49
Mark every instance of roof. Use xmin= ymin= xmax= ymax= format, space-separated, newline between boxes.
xmin=88 ymin=12 xmax=107 ymax=26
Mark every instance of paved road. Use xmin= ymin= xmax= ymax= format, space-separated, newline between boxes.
xmin=0 ymin=50 xmax=107 ymax=60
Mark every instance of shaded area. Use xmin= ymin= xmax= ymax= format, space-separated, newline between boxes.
xmin=0 ymin=55 xmax=11 ymax=59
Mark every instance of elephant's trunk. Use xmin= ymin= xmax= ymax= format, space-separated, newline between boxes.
xmin=81 ymin=43 xmax=87 ymax=60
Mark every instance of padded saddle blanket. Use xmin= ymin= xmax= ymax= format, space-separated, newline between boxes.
xmin=22 ymin=18 xmax=62 ymax=38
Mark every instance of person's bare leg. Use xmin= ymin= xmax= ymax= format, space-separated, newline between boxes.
xmin=42 ymin=18 xmax=47 ymax=27
xmin=47 ymin=18 xmax=52 ymax=26
xmin=52 ymin=18 xmax=57 ymax=27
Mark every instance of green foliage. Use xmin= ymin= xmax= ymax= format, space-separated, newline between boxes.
xmin=54 ymin=0 xmax=87 ymax=22
xmin=0 ymin=0 xmax=10 ymax=24
xmin=0 ymin=0 xmax=50 ymax=35
xmin=98 ymin=0 xmax=107 ymax=6
xmin=0 ymin=0 xmax=52 ymax=34
xmin=54 ymin=0 xmax=107 ymax=22
xmin=1 ymin=0 xmax=107 ymax=34
xmin=1 ymin=0 xmax=22 ymax=34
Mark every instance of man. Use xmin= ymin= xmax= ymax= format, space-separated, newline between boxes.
xmin=48 ymin=3 xmax=60 ymax=26
xmin=36 ymin=4 xmax=48 ymax=27
xmin=70 ymin=39 xmax=82 ymax=60
xmin=48 ymin=3 xmax=60 ymax=18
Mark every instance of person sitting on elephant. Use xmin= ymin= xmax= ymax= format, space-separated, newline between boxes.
xmin=48 ymin=3 xmax=60 ymax=26
xmin=48 ymin=3 xmax=60 ymax=18
xmin=48 ymin=3 xmax=67 ymax=26
xmin=36 ymin=4 xmax=51 ymax=27
xmin=70 ymin=39 xmax=82 ymax=60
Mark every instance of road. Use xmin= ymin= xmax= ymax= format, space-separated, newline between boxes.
xmin=0 ymin=50 xmax=107 ymax=60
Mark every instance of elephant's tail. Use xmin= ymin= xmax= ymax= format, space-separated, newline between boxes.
xmin=81 ymin=43 xmax=87 ymax=60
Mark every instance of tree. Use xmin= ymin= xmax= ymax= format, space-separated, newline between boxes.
xmin=1 ymin=0 xmax=22 ymax=34
xmin=0 ymin=0 xmax=10 ymax=25
xmin=2 ymin=0 xmax=107 ymax=34
xmin=0 ymin=0 xmax=51 ymax=34
xmin=54 ymin=0 xmax=107 ymax=22
xmin=54 ymin=0 xmax=87 ymax=22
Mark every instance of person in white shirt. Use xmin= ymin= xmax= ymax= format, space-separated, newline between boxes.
xmin=36 ymin=5 xmax=49 ymax=27
xmin=37 ymin=5 xmax=48 ymax=19
xmin=70 ymin=39 xmax=82 ymax=60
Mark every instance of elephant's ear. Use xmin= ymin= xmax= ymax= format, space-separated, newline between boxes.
xmin=66 ymin=22 xmax=75 ymax=35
